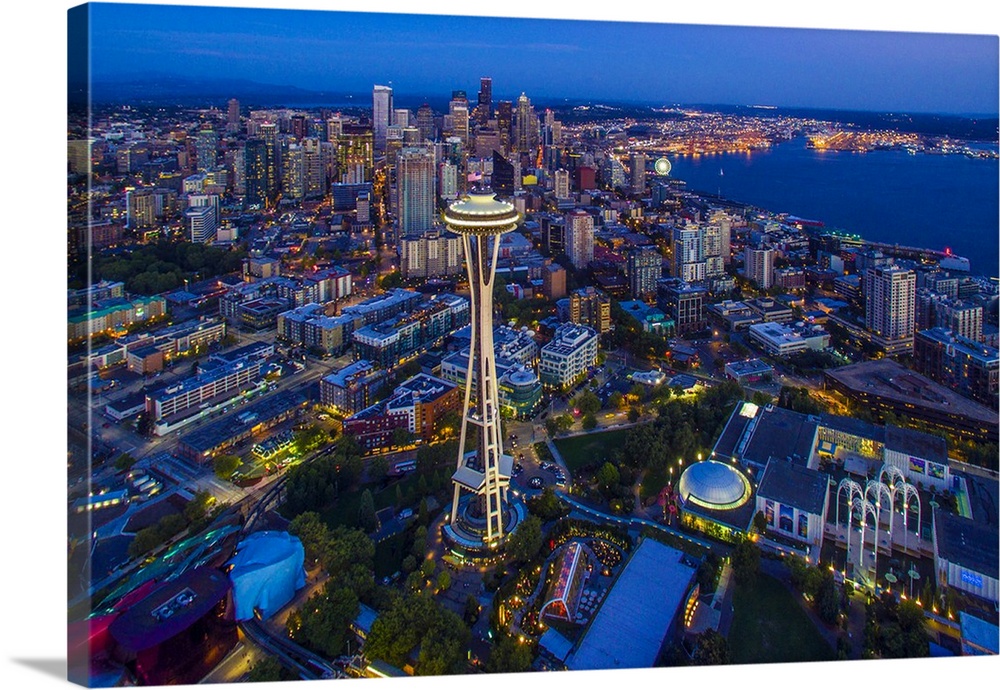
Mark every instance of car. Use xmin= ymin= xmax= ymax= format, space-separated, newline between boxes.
xmin=529 ymin=476 xmax=544 ymax=489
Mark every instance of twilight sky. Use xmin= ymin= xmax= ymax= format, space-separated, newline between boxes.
xmin=86 ymin=2 xmax=999 ymax=114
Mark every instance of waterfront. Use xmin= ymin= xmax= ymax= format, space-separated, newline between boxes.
xmin=671 ymin=137 xmax=999 ymax=275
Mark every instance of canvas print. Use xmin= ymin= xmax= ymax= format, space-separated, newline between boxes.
xmin=67 ymin=2 xmax=1000 ymax=686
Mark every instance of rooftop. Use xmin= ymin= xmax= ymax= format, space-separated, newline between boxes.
xmin=742 ymin=405 xmax=818 ymax=468
xmin=567 ymin=538 xmax=696 ymax=671
xmin=825 ymin=359 xmax=998 ymax=426
xmin=884 ymin=425 xmax=948 ymax=465
xmin=108 ymin=567 xmax=231 ymax=652
xmin=757 ymin=457 xmax=830 ymax=515
xmin=934 ymin=509 xmax=999 ymax=579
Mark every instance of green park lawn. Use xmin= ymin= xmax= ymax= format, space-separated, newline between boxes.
xmin=729 ymin=573 xmax=835 ymax=665
xmin=553 ymin=429 xmax=630 ymax=472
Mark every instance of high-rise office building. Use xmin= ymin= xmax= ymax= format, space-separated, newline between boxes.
xmin=399 ymin=228 xmax=464 ymax=279
xmin=337 ymin=126 xmax=374 ymax=183
xmin=744 ymin=246 xmax=775 ymax=290
xmin=186 ymin=204 xmax=218 ymax=244
xmin=475 ymin=77 xmax=492 ymax=126
xmin=195 ymin=128 xmax=218 ymax=171
xmin=709 ymin=210 xmax=733 ymax=264
xmin=282 ymin=144 xmax=305 ymax=199
xmin=935 ymin=299 xmax=983 ymax=343
xmin=416 ymin=104 xmax=436 ymax=143
xmin=627 ymin=246 xmax=662 ymax=299
xmin=259 ymin=122 xmax=279 ymax=196
xmin=393 ymin=108 xmax=410 ymax=128
xmin=553 ymin=169 xmax=571 ymax=200
xmin=672 ymin=226 xmax=705 ymax=282
xmin=439 ymin=161 xmax=459 ymax=200
xmin=603 ymin=154 xmax=627 ymax=190
xmin=865 ymin=264 xmax=916 ymax=353
xmin=565 ymin=209 xmax=594 ymax=269
xmin=569 ymin=286 xmax=612 ymax=333
xmin=372 ymin=84 xmax=393 ymax=152
xmin=397 ymin=146 xmax=437 ymax=237
xmin=514 ymin=93 xmax=538 ymax=153
xmin=449 ymin=100 xmax=469 ymax=147
xmin=630 ymin=152 xmax=646 ymax=195
xmin=290 ymin=114 xmax=307 ymax=141
xmin=702 ymin=224 xmax=725 ymax=278
xmin=326 ymin=116 xmax=343 ymax=143
xmin=496 ymin=100 xmax=513 ymax=153
xmin=243 ymin=138 xmax=268 ymax=209
xmin=492 ymin=150 xmax=516 ymax=198
xmin=226 ymin=98 xmax=241 ymax=134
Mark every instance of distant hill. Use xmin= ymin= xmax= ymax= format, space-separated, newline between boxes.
xmin=83 ymin=74 xmax=355 ymax=107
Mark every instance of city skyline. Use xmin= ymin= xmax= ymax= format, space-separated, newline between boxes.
xmin=83 ymin=3 xmax=1000 ymax=116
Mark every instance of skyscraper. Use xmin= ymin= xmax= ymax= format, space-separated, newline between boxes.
xmin=630 ymin=152 xmax=647 ymax=195
xmin=443 ymin=190 xmax=523 ymax=550
xmin=397 ymin=146 xmax=437 ymax=237
xmin=337 ymin=126 xmax=374 ymax=183
xmin=475 ymin=77 xmax=492 ymax=126
xmin=226 ymin=98 xmax=241 ymax=134
xmin=243 ymin=138 xmax=268 ymax=209
xmin=195 ymin=127 xmax=218 ymax=171
xmin=372 ymin=84 xmax=393 ymax=152
xmin=496 ymin=100 xmax=513 ymax=154
xmin=565 ymin=209 xmax=594 ymax=269
xmin=259 ymin=122 xmax=278 ymax=196
xmin=627 ymin=246 xmax=663 ymax=299
xmin=553 ymin=169 xmax=571 ymax=200
xmin=514 ymin=93 xmax=538 ymax=153
xmin=416 ymin=104 xmax=436 ymax=143
xmin=865 ymin=264 xmax=916 ymax=353
xmin=672 ymin=226 xmax=705 ymax=282
xmin=744 ymin=245 xmax=775 ymax=290
xmin=491 ymin=150 xmax=516 ymax=198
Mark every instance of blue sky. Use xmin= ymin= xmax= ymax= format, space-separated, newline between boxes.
xmin=86 ymin=2 xmax=1000 ymax=114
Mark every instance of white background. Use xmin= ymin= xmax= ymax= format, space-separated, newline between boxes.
xmin=2 ymin=1 xmax=997 ymax=688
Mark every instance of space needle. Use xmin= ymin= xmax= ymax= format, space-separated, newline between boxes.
xmin=442 ymin=188 xmax=525 ymax=554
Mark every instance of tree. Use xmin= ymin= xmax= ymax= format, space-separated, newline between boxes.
xmin=581 ymin=413 xmax=598 ymax=430
xmin=816 ymin=570 xmax=841 ymax=624
xmin=183 ymin=491 xmax=214 ymax=524
xmin=365 ymin=594 xmax=470 ymax=674
xmin=436 ymin=570 xmax=452 ymax=592
xmin=627 ymin=407 xmax=641 ymax=423
xmin=369 ymin=454 xmax=390 ymax=480
xmin=213 ymin=454 xmax=241 ymax=480
xmin=464 ymin=595 xmax=480 ymax=625
xmin=114 ymin=452 xmax=137 ymax=472
xmin=379 ymin=270 xmax=403 ymax=290
xmin=506 ymin=515 xmax=544 ymax=563
xmin=595 ymin=462 xmax=620 ymax=494
xmin=246 ymin=655 xmax=284 ymax=683
xmin=752 ymin=510 xmax=768 ymax=535
xmin=693 ymin=629 xmax=731 ymax=665
xmin=289 ymin=512 xmax=330 ymax=563
xmin=127 ymin=526 xmax=163 ymax=559
xmin=287 ymin=585 xmax=359 ymax=658
xmin=730 ymin=539 xmax=761 ymax=586
xmin=608 ymin=391 xmax=626 ymax=410
xmin=527 ymin=487 xmax=569 ymax=520
xmin=294 ymin=425 xmax=330 ymax=455
xmin=576 ymin=390 xmax=601 ymax=415
xmin=437 ymin=409 xmax=462 ymax=439
xmin=391 ymin=427 xmax=415 ymax=449
xmin=359 ymin=489 xmax=378 ymax=533
xmin=485 ymin=633 xmax=533 ymax=673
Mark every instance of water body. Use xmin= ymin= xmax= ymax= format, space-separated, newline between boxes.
xmin=669 ymin=138 xmax=999 ymax=276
